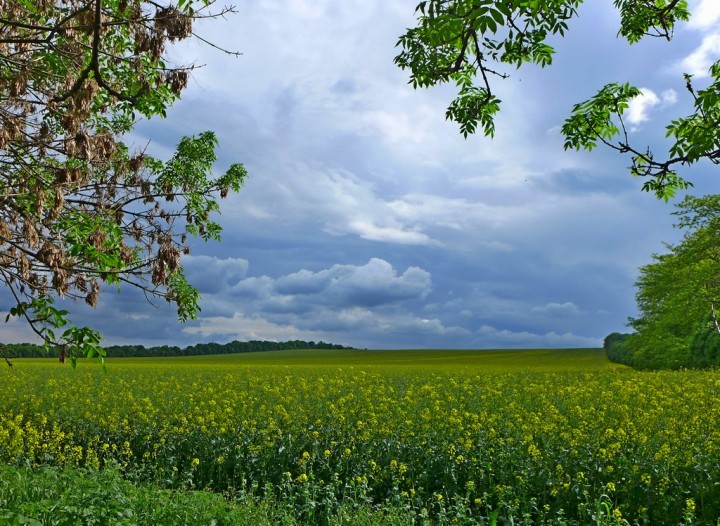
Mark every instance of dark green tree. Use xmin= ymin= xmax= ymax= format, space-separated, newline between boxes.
xmin=0 ymin=0 xmax=246 ymax=364
xmin=628 ymin=195 xmax=720 ymax=368
xmin=395 ymin=1 xmax=719 ymax=200
xmin=602 ymin=332 xmax=633 ymax=365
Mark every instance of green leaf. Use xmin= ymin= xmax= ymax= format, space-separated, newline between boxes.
xmin=489 ymin=8 xmax=505 ymax=26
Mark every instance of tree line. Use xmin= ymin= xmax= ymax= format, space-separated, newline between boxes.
xmin=604 ymin=330 xmax=720 ymax=370
xmin=0 ymin=340 xmax=354 ymax=359
xmin=604 ymin=196 xmax=720 ymax=369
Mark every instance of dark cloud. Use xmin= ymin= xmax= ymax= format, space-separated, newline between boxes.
xmin=532 ymin=168 xmax=635 ymax=196
xmin=4 ymin=1 xmax=719 ymax=350
xmin=183 ymin=255 xmax=249 ymax=294
xmin=232 ymin=258 xmax=431 ymax=311
xmin=331 ymin=78 xmax=357 ymax=95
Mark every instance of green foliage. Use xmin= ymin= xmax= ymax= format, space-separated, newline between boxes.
xmin=0 ymin=464 xmax=417 ymax=526
xmin=665 ymin=65 xmax=720 ymax=163
xmin=688 ymin=316 xmax=720 ymax=368
xmin=614 ymin=0 xmax=690 ymax=44
xmin=602 ymin=332 xmax=634 ymax=366
xmin=395 ymin=0 xmax=580 ymax=137
xmin=396 ymin=1 xmax=714 ymax=198
xmin=167 ymin=270 xmax=201 ymax=323
xmin=563 ymin=83 xmax=641 ymax=152
xmin=4 ymin=297 xmax=104 ymax=366
xmin=560 ymin=81 xmax=694 ymax=200
xmin=446 ymin=86 xmax=502 ymax=138
xmin=622 ymin=195 xmax=720 ymax=369
xmin=157 ymin=132 xmax=247 ymax=242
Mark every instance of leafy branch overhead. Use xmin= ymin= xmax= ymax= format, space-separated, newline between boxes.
xmin=0 ymin=0 xmax=246 ymax=364
xmin=394 ymin=0 xmax=718 ymax=200
xmin=395 ymin=0 xmax=579 ymax=137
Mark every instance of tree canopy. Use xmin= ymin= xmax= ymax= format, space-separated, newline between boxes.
xmin=607 ymin=195 xmax=720 ymax=369
xmin=0 ymin=0 xmax=246 ymax=364
xmin=395 ymin=0 xmax=717 ymax=200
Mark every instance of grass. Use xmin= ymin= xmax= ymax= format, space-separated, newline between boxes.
xmin=13 ymin=346 xmax=624 ymax=371
xmin=0 ymin=464 xmax=417 ymax=525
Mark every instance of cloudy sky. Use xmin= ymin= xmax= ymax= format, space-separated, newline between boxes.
xmin=6 ymin=0 xmax=720 ymax=349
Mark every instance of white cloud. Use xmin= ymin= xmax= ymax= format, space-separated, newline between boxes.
xmin=180 ymin=257 xmax=474 ymax=347
xmin=346 ymin=218 xmax=433 ymax=245
xmin=230 ymin=165 xmax=440 ymax=246
xmin=183 ymin=308 xmax=469 ymax=348
xmin=626 ymin=88 xmax=678 ymax=128
xmin=531 ymin=302 xmax=581 ymax=316
xmin=661 ymin=89 xmax=678 ymax=105
xmin=183 ymin=255 xmax=249 ymax=294
xmin=679 ymin=1 xmax=720 ymax=78
xmin=389 ymin=193 xmax=537 ymax=230
xmin=360 ymin=108 xmax=435 ymax=147
xmin=234 ymin=258 xmax=432 ymax=310
xmin=183 ymin=312 xmax=327 ymax=342
xmin=475 ymin=325 xmax=600 ymax=348
xmin=688 ymin=0 xmax=720 ymax=30
xmin=627 ymin=88 xmax=660 ymax=125
xmin=287 ymin=0 xmax=325 ymax=18
xmin=178 ymin=258 xmax=466 ymax=347
xmin=681 ymin=33 xmax=720 ymax=77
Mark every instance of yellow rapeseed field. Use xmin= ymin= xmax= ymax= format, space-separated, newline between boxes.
xmin=2 ymin=352 xmax=719 ymax=524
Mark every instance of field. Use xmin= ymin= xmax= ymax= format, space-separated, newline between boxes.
xmin=2 ymin=348 xmax=720 ymax=525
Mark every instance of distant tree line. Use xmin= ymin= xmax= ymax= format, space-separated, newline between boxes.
xmin=0 ymin=340 xmax=354 ymax=359
xmin=604 ymin=327 xmax=720 ymax=370
xmin=602 ymin=195 xmax=720 ymax=370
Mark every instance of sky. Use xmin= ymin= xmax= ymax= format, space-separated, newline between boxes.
xmin=5 ymin=0 xmax=720 ymax=349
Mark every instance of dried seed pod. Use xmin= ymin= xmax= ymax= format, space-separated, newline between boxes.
xmin=85 ymin=280 xmax=100 ymax=307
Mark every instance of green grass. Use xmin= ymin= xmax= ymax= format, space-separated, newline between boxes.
xmin=0 ymin=464 xmax=417 ymax=526
xmin=14 ymin=347 xmax=624 ymax=371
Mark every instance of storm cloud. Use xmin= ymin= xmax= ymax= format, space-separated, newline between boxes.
xmin=3 ymin=0 xmax=720 ymax=349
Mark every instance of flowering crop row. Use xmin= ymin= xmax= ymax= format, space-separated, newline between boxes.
xmin=2 ymin=360 xmax=719 ymax=524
